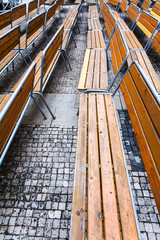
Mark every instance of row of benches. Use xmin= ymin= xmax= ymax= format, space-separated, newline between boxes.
xmin=0 ymin=4 xmax=81 ymax=164
xmin=70 ymin=3 xmax=160 ymax=239
xmin=107 ymin=0 xmax=160 ymax=54
xmin=99 ymin=1 xmax=160 ymax=93
xmin=0 ymin=0 xmax=66 ymax=75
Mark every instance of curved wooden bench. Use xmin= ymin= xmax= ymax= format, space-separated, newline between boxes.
xmin=0 ymin=62 xmax=36 ymax=164
xmin=117 ymin=61 xmax=160 ymax=214
xmin=70 ymin=93 xmax=141 ymax=239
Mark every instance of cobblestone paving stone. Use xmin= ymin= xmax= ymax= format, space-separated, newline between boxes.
xmin=119 ymin=110 xmax=160 ymax=240
xmin=0 ymin=125 xmax=77 ymax=239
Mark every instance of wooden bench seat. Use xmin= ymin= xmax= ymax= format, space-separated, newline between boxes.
xmin=150 ymin=2 xmax=160 ymax=20
xmin=118 ymin=61 xmax=160 ymax=214
xmin=70 ymin=93 xmax=140 ymax=239
xmin=78 ymin=49 xmax=107 ymax=90
xmin=88 ymin=18 xmax=102 ymax=30
xmin=0 ymin=62 xmax=36 ymax=164
xmin=88 ymin=5 xmax=99 ymax=18
xmin=0 ymin=95 xmax=11 ymax=112
xmin=87 ymin=30 xmax=106 ymax=48
xmin=131 ymin=0 xmax=139 ymax=6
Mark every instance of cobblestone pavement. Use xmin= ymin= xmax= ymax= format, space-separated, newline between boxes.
xmin=0 ymin=125 xmax=77 ymax=240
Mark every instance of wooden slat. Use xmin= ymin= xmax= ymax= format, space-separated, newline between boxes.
xmin=105 ymin=94 xmax=139 ymax=240
xmin=70 ymin=94 xmax=87 ymax=240
xmin=88 ymin=94 xmax=103 ymax=240
xmin=78 ymin=49 xmax=91 ymax=90
xmin=97 ymin=94 xmax=121 ymax=240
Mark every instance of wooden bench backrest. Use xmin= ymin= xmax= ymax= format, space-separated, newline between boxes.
xmin=0 ymin=10 xmax=11 ymax=30
xmin=110 ymin=25 xmax=129 ymax=74
xmin=151 ymin=3 xmax=160 ymax=20
xmin=27 ymin=12 xmax=45 ymax=39
xmin=137 ymin=11 xmax=159 ymax=38
xmin=105 ymin=10 xmax=117 ymax=38
xmin=39 ymin=0 xmax=45 ymax=6
xmin=28 ymin=0 xmax=38 ymax=14
xmin=0 ymin=26 xmax=20 ymax=61
xmin=141 ymin=0 xmax=151 ymax=11
xmin=131 ymin=0 xmax=139 ymax=5
xmin=0 ymin=62 xmax=36 ymax=158
xmin=126 ymin=3 xmax=140 ymax=23
xmin=152 ymin=29 xmax=160 ymax=54
xmin=101 ymin=3 xmax=110 ymax=21
xmin=120 ymin=0 xmax=128 ymax=12
xmin=41 ymin=26 xmax=64 ymax=83
xmin=99 ymin=0 xmax=104 ymax=11
xmin=12 ymin=4 xmax=26 ymax=22
xmin=120 ymin=61 xmax=160 ymax=214
xmin=46 ymin=3 xmax=57 ymax=22
xmin=108 ymin=0 xmax=119 ymax=6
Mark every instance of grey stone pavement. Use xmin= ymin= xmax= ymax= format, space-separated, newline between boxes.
xmin=0 ymin=4 xmax=160 ymax=240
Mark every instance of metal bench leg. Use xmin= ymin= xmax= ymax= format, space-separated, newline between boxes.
xmin=61 ymin=52 xmax=69 ymax=71
xmin=33 ymin=92 xmax=56 ymax=119
xmin=76 ymin=21 xmax=80 ymax=33
xmin=71 ymin=32 xmax=77 ymax=48
xmin=31 ymin=94 xmax=47 ymax=120
xmin=20 ymin=51 xmax=29 ymax=66
xmin=63 ymin=49 xmax=72 ymax=70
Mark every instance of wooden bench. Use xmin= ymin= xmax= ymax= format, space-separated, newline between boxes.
xmin=135 ymin=11 xmax=159 ymax=52
xmin=88 ymin=18 xmax=102 ymax=30
xmin=125 ymin=3 xmax=140 ymax=29
xmin=141 ymin=0 xmax=151 ymax=11
xmin=28 ymin=0 xmax=38 ymax=19
xmin=31 ymin=25 xmax=69 ymax=119
xmin=88 ymin=5 xmax=99 ymax=18
xmin=0 ymin=10 xmax=11 ymax=31
xmin=11 ymin=3 xmax=26 ymax=28
xmin=108 ymin=0 xmax=119 ymax=8
xmin=114 ymin=61 xmax=160 ymax=215
xmin=45 ymin=3 xmax=58 ymax=28
xmin=61 ymin=5 xmax=80 ymax=50
xmin=87 ymin=30 xmax=106 ymax=48
xmin=78 ymin=49 xmax=107 ymax=90
xmin=100 ymin=2 xmax=110 ymax=21
xmin=119 ymin=0 xmax=129 ymax=14
xmin=130 ymin=0 xmax=139 ymax=6
xmin=20 ymin=12 xmax=46 ymax=58
xmin=150 ymin=2 xmax=160 ymax=20
xmin=104 ymin=10 xmax=117 ymax=38
xmin=0 ymin=26 xmax=28 ymax=74
xmin=0 ymin=62 xmax=36 ymax=164
xmin=70 ymin=92 xmax=141 ymax=239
